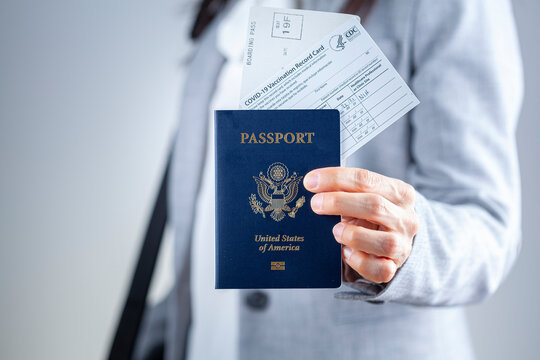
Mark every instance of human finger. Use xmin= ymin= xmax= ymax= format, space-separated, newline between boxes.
xmin=333 ymin=222 xmax=409 ymax=263
xmin=304 ymin=167 xmax=415 ymax=206
xmin=311 ymin=192 xmax=402 ymax=230
xmin=342 ymin=246 xmax=397 ymax=284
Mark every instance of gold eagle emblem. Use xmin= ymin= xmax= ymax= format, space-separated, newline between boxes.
xmin=249 ymin=162 xmax=305 ymax=222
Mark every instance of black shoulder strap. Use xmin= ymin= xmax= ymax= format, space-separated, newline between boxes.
xmin=108 ymin=154 xmax=171 ymax=360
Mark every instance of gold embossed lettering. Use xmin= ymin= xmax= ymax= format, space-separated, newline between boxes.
xmin=284 ymin=132 xmax=295 ymax=143
xmin=241 ymin=133 xmax=249 ymax=143
xmin=240 ymin=132 xmax=316 ymax=144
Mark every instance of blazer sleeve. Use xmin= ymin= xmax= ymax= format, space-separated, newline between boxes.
xmin=339 ymin=0 xmax=524 ymax=305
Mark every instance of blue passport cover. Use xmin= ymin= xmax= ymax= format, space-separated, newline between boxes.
xmin=215 ymin=109 xmax=341 ymax=289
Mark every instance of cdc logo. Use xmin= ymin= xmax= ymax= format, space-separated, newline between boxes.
xmin=329 ymin=34 xmax=346 ymax=51
xmin=344 ymin=25 xmax=360 ymax=41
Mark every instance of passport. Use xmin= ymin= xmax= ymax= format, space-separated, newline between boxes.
xmin=215 ymin=109 xmax=341 ymax=289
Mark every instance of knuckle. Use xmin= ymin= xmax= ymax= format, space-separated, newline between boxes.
xmin=354 ymin=169 xmax=376 ymax=190
xmin=399 ymin=182 xmax=415 ymax=203
xmin=402 ymin=208 xmax=419 ymax=235
xmin=376 ymin=261 xmax=396 ymax=283
xmin=389 ymin=182 xmax=401 ymax=203
xmin=368 ymin=194 xmax=387 ymax=216
xmin=337 ymin=194 xmax=348 ymax=208
xmin=325 ymin=193 xmax=345 ymax=212
xmin=397 ymin=218 xmax=408 ymax=233
xmin=381 ymin=233 xmax=400 ymax=258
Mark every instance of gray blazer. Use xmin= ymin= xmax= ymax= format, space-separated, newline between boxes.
xmin=135 ymin=0 xmax=523 ymax=359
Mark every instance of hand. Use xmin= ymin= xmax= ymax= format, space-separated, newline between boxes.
xmin=303 ymin=167 xmax=419 ymax=284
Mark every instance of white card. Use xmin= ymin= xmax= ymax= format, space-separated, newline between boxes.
xmin=240 ymin=7 xmax=419 ymax=161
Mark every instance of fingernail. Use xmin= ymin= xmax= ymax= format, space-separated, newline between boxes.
xmin=304 ymin=172 xmax=319 ymax=190
xmin=333 ymin=223 xmax=345 ymax=240
xmin=311 ymin=194 xmax=323 ymax=211
xmin=343 ymin=246 xmax=353 ymax=260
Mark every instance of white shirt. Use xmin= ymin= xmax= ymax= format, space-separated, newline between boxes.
xmin=186 ymin=1 xmax=293 ymax=359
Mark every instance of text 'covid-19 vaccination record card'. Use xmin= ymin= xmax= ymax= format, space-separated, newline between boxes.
xmin=239 ymin=7 xmax=419 ymax=161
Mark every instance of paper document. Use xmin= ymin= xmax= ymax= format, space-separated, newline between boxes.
xmin=240 ymin=7 xmax=419 ymax=160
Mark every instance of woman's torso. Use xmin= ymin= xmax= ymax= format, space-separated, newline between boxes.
xmin=173 ymin=1 xmax=475 ymax=359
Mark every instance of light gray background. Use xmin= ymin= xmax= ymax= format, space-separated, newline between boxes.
xmin=0 ymin=1 xmax=538 ymax=359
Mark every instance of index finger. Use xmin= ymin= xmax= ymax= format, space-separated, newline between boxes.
xmin=303 ymin=167 xmax=414 ymax=206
